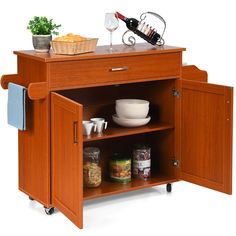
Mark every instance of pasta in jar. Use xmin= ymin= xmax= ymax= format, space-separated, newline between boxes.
xmin=83 ymin=147 xmax=101 ymax=188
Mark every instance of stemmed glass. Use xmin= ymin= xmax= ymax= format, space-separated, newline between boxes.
xmin=104 ymin=13 xmax=119 ymax=51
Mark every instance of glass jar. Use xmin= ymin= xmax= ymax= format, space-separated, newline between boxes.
xmin=83 ymin=147 xmax=101 ymax=188
xmin=133 ymin=145 xmax=151 ymax=180
xmin=110 ymin=153 xmax=131 ymax=184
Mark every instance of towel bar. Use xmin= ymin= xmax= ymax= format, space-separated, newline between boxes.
xmin=1 ymin=74 xmax=48 ymax=100
xmin=28 ymin=82 xmax=48 ymax=100
xmin=1 ymin=74 xmax=21 ymax=89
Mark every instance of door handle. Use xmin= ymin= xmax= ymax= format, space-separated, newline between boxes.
xmin=73 ymin=121 xmax=78 ymax=144
xmin=109 ymin=67 xmax=128 ymax=72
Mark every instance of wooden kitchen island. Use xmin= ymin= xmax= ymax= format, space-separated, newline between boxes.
xmin=1 ymin=43 xmax=233 ymax=229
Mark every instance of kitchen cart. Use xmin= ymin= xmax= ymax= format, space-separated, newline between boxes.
xmin=1 ymin=43 xmax=233 ymax=229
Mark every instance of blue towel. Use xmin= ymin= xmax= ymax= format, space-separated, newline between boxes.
xmin=7 ymin=83 xmax=26 ymax=131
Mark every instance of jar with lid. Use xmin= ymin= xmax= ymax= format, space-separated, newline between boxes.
xmin=110 ymin=153 xmax=131 ymax=184
xmin=83 ymin=147 xmax=101 ymax=188
xmin=133 ymin=145 xmax=151 ymax=180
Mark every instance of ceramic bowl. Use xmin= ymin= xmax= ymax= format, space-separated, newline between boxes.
xmin=115 ymin=99 xmax=150 ymax=119
xmin=116 ymin=99 xmax=149 ymax=105
xmin=112 ymin=114 xmax=151 ymax=127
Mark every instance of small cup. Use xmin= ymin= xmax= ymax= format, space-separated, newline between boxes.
xmin=90 ymin=118 xmax=108 ymax=134
xmin=83 ymin=121 xmax=97 ymax=136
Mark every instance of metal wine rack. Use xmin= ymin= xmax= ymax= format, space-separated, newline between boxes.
xmin=122 ymin=11 xmax=166 ymax=46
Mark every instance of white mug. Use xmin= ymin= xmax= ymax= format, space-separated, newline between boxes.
xmin=90 ymin=118 xmax=108 ymax=134
xmin=83 ymin=121 xmax=97 ymax=136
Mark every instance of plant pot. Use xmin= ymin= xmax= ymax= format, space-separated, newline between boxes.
xmin=32 ymin=35 xmax=52 ymax=53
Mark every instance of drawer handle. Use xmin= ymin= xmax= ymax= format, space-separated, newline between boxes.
xmin=109 ymin=67 xmax=128 ymax=72
xmin=73 ymin=121 xmax=78 ymax=144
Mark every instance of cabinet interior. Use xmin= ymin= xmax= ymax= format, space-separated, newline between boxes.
xmin=57 ymin=79 xmax=177 ymax=200
xmin=83 ymin=130 xmax=177 ymax=200
xmin=58 ymin=79 xmax=175 ymax=125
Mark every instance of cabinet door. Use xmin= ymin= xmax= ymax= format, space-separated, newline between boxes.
xmin=179 ymin=80 xmax=233 ymax=194
xmin=51 ymin=92 xmax=83 ymax=228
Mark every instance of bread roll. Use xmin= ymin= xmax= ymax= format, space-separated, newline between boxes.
xmin=54 ymin=33 xmax=86 ymax=42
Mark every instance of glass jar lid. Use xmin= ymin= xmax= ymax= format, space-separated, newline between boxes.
xmin=133 ymin=144 xmax=150 ymax=151
xmin=83 ymin=147 xmax=100 ymax=163
xmin=83 ymin=147 xmax=100 ymax=155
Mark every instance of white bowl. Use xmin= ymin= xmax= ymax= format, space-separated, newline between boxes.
xmin=112 ymin=114 xmax=151 ymax=127
xmin=116 ymin=99 xmax=149 ymax=105
xmin=115 ymin=99 xmax=150 ymax=119
xmin=116 ymin=105 xmax=149 ymax=119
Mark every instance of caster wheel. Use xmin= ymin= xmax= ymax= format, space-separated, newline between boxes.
xmin=166 ymin=183 xmax=172 ymax=193
xmin=44 ymin=207 xmax=54 ymax=215
xmin=29 ymin=196 xmax=34 ymax=201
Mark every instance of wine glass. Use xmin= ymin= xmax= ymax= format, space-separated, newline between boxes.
xmin=104 ymin=13 xmax=119 ymax=51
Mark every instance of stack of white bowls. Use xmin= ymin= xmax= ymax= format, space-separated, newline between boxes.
xmin=112 ymin=99 xmax=151 ymax=127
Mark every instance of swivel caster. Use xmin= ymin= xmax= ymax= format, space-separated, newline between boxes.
xmin=29 ymin=196 xmax=34 ymax=201
xmin=166 ymin=183 xmax=172 ymax=193
xmin=44 ymin=207 xmax=54 ymax=215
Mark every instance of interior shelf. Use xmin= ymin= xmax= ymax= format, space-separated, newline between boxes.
xmin=83 ymin=122 xmax=174 ymax=142
xmin=83 ymin=174 xmax=177 ymax=200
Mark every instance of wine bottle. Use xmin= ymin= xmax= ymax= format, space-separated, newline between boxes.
xmin=116 ymin=11 xmax=161 ymax=45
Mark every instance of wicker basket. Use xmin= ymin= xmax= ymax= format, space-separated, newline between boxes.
xmin=51 ymin=38 xmax=98 ymax=55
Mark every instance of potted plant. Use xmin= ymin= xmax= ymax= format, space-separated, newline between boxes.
xmin=27 ymin=16 xmax=61 ymax=53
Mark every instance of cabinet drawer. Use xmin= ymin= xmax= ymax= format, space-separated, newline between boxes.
xmin=49 ymin=53 xmax=181 ymax=89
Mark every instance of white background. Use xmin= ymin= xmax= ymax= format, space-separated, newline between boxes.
xmin=0 ymin=0 xmax=235 ymax=235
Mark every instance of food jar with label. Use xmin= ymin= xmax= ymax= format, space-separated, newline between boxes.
xmin=83 ymin=147 xmax=102 ymax=188
xmin=133 ymin=145 xmax=151 ymax=180
xmin=110 ymin=153 xmax=131 ymax=184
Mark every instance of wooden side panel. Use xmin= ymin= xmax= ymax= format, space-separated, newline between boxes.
xmin=182 ymin=65 xmax=208 ymax=82
xmin=51 ymin=92 xmax=83 ymax=229
xmin=179 ymin=80 xmax=233 ymax=194
xmin=17 ymin=57 xmax=51 ymax=206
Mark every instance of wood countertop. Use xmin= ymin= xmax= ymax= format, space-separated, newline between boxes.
xmin=14 ymin=43 xmax=185 ymax=63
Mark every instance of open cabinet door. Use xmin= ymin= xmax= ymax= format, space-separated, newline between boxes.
xmin=178 ymin=80 xmax=233 ymax=194
xmin=51 ymin=92 xmax=83 ymax=228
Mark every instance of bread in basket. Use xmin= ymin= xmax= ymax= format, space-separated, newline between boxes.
xmin=51 ymin=33 xmax=98 ymax=55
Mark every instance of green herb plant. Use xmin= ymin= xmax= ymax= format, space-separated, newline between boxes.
xmin=27 ymin=16 xmax=61 ymax=35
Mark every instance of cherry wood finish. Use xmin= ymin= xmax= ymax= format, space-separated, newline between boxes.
xmin=1 ymin=43 xmax=233 ymax=229
xmin=182 ymin=65 xmax=208 ymax=82
xmin=16 ymin=57 xmax=51 ymax=207
xmin=59 ymin=79 xmax=175 ymax=126
xmin=83 ymin=123 xmax=173 ymax=142
xmin=84 ymin=175 xmax=177 ymax=200
xmin=174 ymin=79 xmax=181 ymax=180
xmin=27 ymin=82 xmax=48 ymax=100
xmin=51 ymin=92 xmax=83 ymax=229
xmin=1 ymin=74 xmax=22 ymax=89
xmin=49 ymin=53 xmax=181 ymax=90
xmin=82 ymin=131 xmax=175 ymax=181
xmin=14 ymin=44 xmax=185 ymax=62
xmin=1 ymin=72 xmax=49 ymax=204
xmin=1 ymin=74 xmax=48 ymax=100
xmin=180 ymin=80 xmax=233 ymax=194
